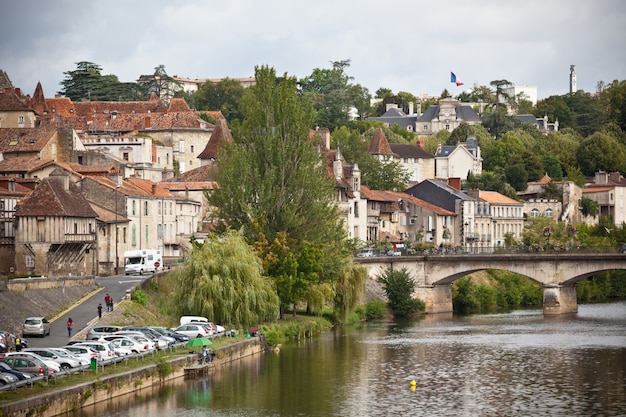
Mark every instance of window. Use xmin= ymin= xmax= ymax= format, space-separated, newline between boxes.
xmin=179 ymin=140 xmax=185 ymax=153
xmin=354 ymin=202 xmax=359 ymax=218
xmin=158 ymin=201 xmax=162 ymax=215
xmin=445 ymin=124 xmax=450 ymax=130
xmin=144 ymin=201 xmax=148 ymax=216
xmin=123 ymin=152 xmax=129 ymax=161
xmin=546 ymin=208 xmax=553 ymax=217
xmin=371 ymin=201 xmax=378 ymax=210
xmin=18 ymin=115 xmax=24 ymax=124
xmin=191 ymin=145 xmax=194 ymax=153
xmin=132 ymin=200 xmax=136 ymax=215
xmin=423 ymin=125 xmax=428 ymax=131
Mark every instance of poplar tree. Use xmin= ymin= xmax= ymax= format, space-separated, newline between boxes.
xmin=207 ymin=65 xmax=353 ymax=317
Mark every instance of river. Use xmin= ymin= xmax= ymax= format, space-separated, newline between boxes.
xmin=77 ymin=301 xmax=626 ymax=416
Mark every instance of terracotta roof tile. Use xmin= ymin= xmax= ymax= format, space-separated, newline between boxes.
xmin=368 ymin=128 xmax=393 ymax=155
xmin=0 ymin=89 xmax=32 ymax=112
xmin=163 ymin=163 xmax=217 ymax=183
xmin=0 ymin=126 xmax=57 ymax=153
xmin=16 ymin=173 xmax=96 ymax=218
xmin=198 ymin=118 xmax=232 ymax=160
xmin=479 ymin=190 xmax=521 ymax=204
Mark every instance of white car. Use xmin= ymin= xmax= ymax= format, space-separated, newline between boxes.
xmin=113 ymin=331 xmax=160 ymax=351
xmin=73 ymin=341 xmax=116 ymax=361
xmin=2 ymin=351 xmax=61 ymax=373
xmin=61 ymin=345 xmax=99 ymax=363
xmin=48 ymin=348 xmax=90 ymax=367
xmin=171 ymin=324 xmax=213 ymax=339
xmin=100 ymin=336 xmax=151 ymax=354
xmin=22 ymin=348 xmax=83 ymax=370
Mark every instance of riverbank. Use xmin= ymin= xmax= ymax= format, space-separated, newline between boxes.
xmin=0 ymin=337 xmax=266 ymax=417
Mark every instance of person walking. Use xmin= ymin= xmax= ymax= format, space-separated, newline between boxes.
xmin=15 ymin=335 xmax=21 ymax=352
xmin=105 ymin=293 xmax=111 ymax=312
xmin=67 ymin=318 xmax=73 ymax=337
xmin=97 ymin=303 xmax=103 ymax=319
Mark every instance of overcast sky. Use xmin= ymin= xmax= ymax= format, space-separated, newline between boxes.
xmin=2 ymin=0 xmax=625 ymax=101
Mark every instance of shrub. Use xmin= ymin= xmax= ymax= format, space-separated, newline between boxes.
xmin=131 ymin=289 xmax=148 ymax=305
xmin=364 ymin=299 xmax=387 ymax=320
xmin=377 ymin=267 xmax=423 ymax=317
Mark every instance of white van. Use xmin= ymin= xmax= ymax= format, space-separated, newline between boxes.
xmin=180 ymin=316 xmax=209 ymax=326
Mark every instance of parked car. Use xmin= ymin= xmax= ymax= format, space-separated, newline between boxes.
xmin=1 ymin=352 xmax=60 ymax=373
xmin=0 ymin=371 xmax=19 ymax=386
xmin=0 ymin=356 xmax=52 ymax=376
xmin=22 ymin=348 xmax=83 ymax=370
xmin=105 ymin=333 xmax=157 ymax=352
xmin=112 ymin=332 xmax=159 ymax=351
xmin=122 ymin=327 xmax=171 ymax=349
xmin=22 ymin=317 xmax=51 ymax=337
xmin=48 ymin=348 xmax=90 ymax=367
xmin=171 ymin=323 xmax=213 ymax=339
xmin=73 ymin=341 xmax=116 ymax=361
xmin=61 ymin=345 xmax=99 ymax=362
xmin=86 ymin=325 xmax=124 ymax=340
xmin=149 ymin=326 xmax=190 ymax=343
xmin=0 ymin=361 xmax=32 ymax=380
xmin=357 ymin=248 xmax=376 ymax=257
xmin=104 ymin=336 xmax=149 ymax=354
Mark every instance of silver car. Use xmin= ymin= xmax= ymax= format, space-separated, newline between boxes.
xmin=22 ymin=348 xmax=83 ymax=370
xmin=22 ymin=317 xmax=51 ymax=337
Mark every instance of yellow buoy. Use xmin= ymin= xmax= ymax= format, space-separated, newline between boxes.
xmin=410 ymin=379 xmax=416 ymax=387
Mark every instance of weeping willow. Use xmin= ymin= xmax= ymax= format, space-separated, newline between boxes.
xmin=334 ymin=265 xmax=368 ymax=323
xmin=172 ymin=230 xmax=280 ymax=328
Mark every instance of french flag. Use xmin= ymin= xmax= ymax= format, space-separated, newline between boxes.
xmin=450 ymin=72 xmax=464 ymax=87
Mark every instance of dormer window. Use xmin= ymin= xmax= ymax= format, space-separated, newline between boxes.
xmin=18 ymin=115 xmax=24 ymax=124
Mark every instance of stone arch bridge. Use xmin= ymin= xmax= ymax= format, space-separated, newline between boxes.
xmin=356 ymin=253 xmax=626 ymax=315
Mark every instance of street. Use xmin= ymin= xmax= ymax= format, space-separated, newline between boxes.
xmin=25 ymin=274 xmax=150 ymax=348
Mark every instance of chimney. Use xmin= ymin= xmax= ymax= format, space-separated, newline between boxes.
xmin=14 ymin=88 xmax=20 ymax=97
xmin=4 ymin=87 xmax=11 ymax=94
xmin=448 ymin=178 xmax=461 ymax=190
xmin=409 ymin=102 xmax=414 ymax=116
xmin=144 ymin=116 xmax=151 ymax=128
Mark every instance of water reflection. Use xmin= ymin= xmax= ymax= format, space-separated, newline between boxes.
xmin=76 ymin=301 xmax=626 ymax=417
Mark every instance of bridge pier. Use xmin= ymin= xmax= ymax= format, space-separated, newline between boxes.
xmin=416 ymin=284 xmax=453 ymax=314
xmin=543 ymin=284 xmax=578 ymax=315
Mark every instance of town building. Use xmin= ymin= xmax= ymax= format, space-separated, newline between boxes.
xmin=416 ymin=98 xmax=480 ymax=136
xmin=434 ymin=136 xmax=482 ymax=179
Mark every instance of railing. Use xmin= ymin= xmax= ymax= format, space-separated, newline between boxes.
xmin=0 ymin=342 xmax=189 ymax=392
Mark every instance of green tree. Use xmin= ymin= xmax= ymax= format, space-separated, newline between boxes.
xmin=59 ymin=61 xmax=144 ymax=101
xmin=207 ymin=65 xmax=353 ymax=315
xmin=539 ymin=181 xmax=561 ymax=200
xmin=299 ymin=60 xmax=370 ymax=130
xmin=541 ymin=155 xmax=563 ymax=180
xmin=359 ymin=154 xmax=409 ymax=191
xmin=137 ymin=64 xmax=181 ymax=101
xmin=580 ymin=196 xmax=599 ymax=218
xmin=186 ymin=78 xmax=246 ymax=122
xmin=171 ymin=230 xmax=280 ymax=328
xmin=576 ymin=131 xmax=626 ymax=175
xmin=600 ymin=80 xmax=626 ymax=133
xmin=377 ymin=267 xmax=423 ymax=317
xmin=504 ymin=162 xmax=528 ymax=191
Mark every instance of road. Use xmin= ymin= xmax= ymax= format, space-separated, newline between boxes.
xmin=25 ymin=274 xmax=150 ymax=348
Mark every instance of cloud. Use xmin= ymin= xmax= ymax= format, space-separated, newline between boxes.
xmin=1 ymin=0 xmax=625 ymax=100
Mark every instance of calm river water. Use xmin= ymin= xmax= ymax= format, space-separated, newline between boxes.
xmin=78 ymin=301 xmax=626 ymax=417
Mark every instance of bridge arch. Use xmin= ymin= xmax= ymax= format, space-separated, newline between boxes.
xmin=356 ymin=253 xmax=626 ymax=315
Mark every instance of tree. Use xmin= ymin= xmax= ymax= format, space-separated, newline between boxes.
xmin=137 ymin=65 xmax=181 ymax=102
xmin=59 ymin=61 xmax=144 ymax=101
xmin=359 ymin=154 xmax=409 ymax=191
xmin=377 ymin=267 xmax=423 ymax=317
xmin=186 ymin=78 xmax=245 ymax=122
xmin=171 ymin=230 xmax=280 ymax=328
xmin=576 ymin=131 xmax=626 ymax=175
xmin=207 ymin=65 xmax=353 ymax=316
xmin=299 ymin=60 xmax=370 ymax=130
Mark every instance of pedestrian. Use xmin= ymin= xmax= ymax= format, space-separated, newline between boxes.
xmin=105 ymin=293 xmax=111 ymax=312
xmin=97 ymin=303 xmax=103 ymax=318
xmin=15 ymin=335 xmax=21 ymax=352
xmin=110 ymin=298 xmax=114 ymax=311
xmin=67 ymin=318 xmax=73 ymax=337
